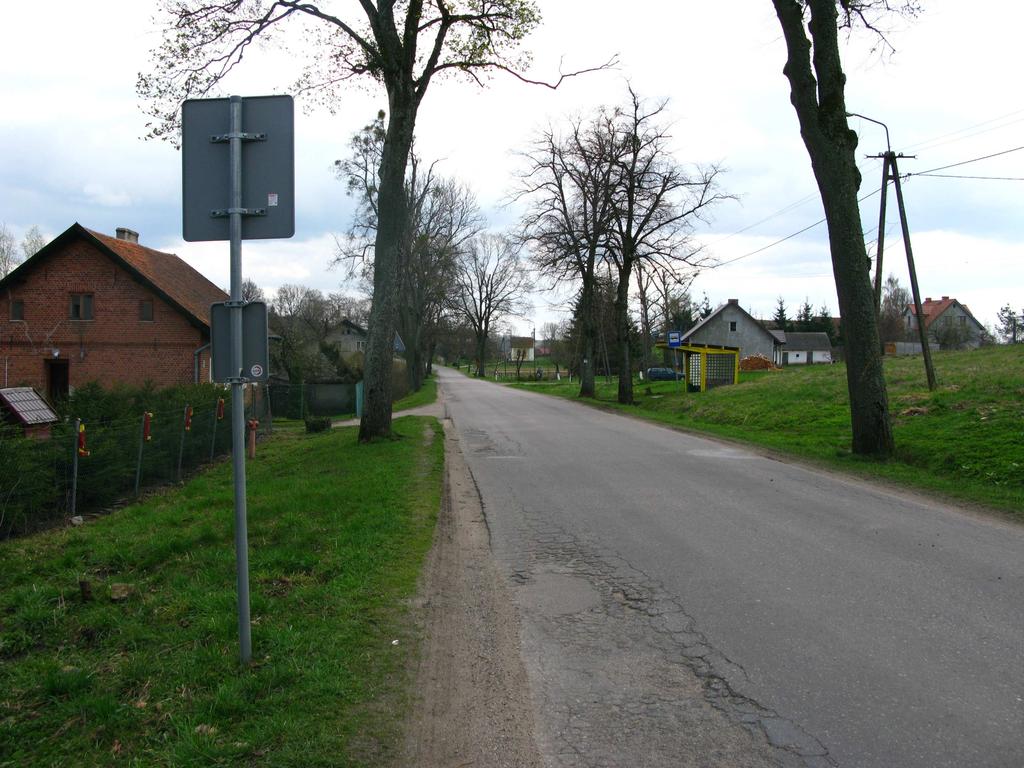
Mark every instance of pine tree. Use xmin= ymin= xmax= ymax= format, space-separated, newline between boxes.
xmin=772 ymin=297 xmax=791 ymax=333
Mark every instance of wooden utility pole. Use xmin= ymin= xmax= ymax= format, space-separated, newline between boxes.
xmin=870 ymin=151 xmax=937 ymax=391
xmin=872 ymin=153 xmax=891 ymax=312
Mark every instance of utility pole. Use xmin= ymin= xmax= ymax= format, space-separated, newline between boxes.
xmin=885 ymin=152 xmax=937 ymax=391
xmin=851 ymin=112 xmax=936 ymax=390
xmin=866 ymin=148 xmax=938 ymax=391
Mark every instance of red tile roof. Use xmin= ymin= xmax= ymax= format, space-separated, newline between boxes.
xmin=907 ymin=297 xmax=973 ymax=330
xmin=85 ymin=227 xmax=228 ymax=328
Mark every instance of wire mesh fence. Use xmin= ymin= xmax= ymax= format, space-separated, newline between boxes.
xmin=0 ymin=388 xmax=241 ymax=538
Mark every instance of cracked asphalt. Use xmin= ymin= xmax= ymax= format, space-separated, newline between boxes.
xmin=436 ymin=367 xmax=1024 ymax=768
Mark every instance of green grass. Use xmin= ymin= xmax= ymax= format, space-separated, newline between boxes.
xmin=508 ymin=346 xmax=1024 ymax=515
xmin=0 ymin=415 xmax=444 ymax=767
xmin=392 ymin=376 xmax=437 ymax=412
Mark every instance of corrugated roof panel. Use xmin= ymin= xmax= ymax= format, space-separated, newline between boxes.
xmin=0 ymin=387 xmax=59 ymax=425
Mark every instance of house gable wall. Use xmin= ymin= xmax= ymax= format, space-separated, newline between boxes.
xmin=0 ymin=239 xmax=209 ymax=391
xmin=687 ymin=305 xmax=775 ymax=361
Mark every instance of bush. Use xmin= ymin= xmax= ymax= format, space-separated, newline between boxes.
xmin=304 ymin=416 xmax=332 ymax=434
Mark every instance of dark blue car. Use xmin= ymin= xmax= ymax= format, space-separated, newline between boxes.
xmin=645 ymin=367 xmax=682 ymax=381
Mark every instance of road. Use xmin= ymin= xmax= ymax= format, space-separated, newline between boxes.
xmin=435 ymin=366 xmax=1024 ymax=768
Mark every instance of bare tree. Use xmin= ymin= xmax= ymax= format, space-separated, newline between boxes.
xmin=19 ymin=226 xmax=46 ymax=261
xmin=602 ymin=90 xmax=727 ymax=404
xmin=516 ymin=116 xmax=619 ymax=397
xmin=0 ymin=224 xmax=18 ymax=278
xmin=336 ymin=114 xmax=483 ymax=390
xmin=770 ymin=0 xmax=918 ymax=456
xmin=242 ymin=278 xmax=266 ymax=304
xmin=268 ymin=284 xmax=342 ymax=382
xmin=878 ymin=273 xmax=909 ymax=342
xmin=633 ymin=263 xmax=658 ymax=375
xmin=448 ymin=233 xmax=533 ymax=376
xmin=140 ymin=1 xmax=607 ymax=443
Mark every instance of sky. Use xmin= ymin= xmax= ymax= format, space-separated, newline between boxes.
xmin=2 ymin=1 xmax=1022 ymax=336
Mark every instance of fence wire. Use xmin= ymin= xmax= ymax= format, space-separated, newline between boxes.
xmin=0 ymin=393 xmax=240 ymax=538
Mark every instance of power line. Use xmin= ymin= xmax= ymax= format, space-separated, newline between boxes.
xmin=712 ymin=192 xmax=819 ymax=244
xmin=905 ymin=144 xmax=1024 ymax=178
xmin=715 ymin=186 xmax=883 ymax=267
xmin=898 ymin=108 xmax=1024 ymax=154
xmin=710 ymin=145 xmax=1021 ymax=268
xmin=914 ymin=173 xmax=1024 ymax=182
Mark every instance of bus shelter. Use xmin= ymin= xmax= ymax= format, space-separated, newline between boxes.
xmin=654 ymin=341 xmax=740 ymax=392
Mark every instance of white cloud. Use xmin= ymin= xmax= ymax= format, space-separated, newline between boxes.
xmin=82 ymin=183 xmax=132 ymax=208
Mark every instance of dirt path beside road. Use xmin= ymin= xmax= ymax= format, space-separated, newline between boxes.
xmin=400 ymin=414 xmax=542 ymax=767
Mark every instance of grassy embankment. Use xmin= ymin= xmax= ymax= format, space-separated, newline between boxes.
xmin=0 ymin=415 xmax=443 ymax=767
xmin=508 ymin=345 xmax=1024 ymax=515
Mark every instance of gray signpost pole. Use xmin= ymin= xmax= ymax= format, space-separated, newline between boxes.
xmin=183 ymin=93 xmax=291 ymax=666
xmin=227 ymin=96 xmax=253 ymax=664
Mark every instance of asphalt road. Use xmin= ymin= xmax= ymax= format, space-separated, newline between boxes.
xmin=436 ymin=367 xmax=1024 ymax=768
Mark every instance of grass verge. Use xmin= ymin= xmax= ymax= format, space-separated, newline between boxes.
xmin=0 ymin=415 xmax=443 ymax=767
xmin=508 ymin=346 xmax=1024 ymax=516
xmin=392 ymin=376 xmax=437 ymax=412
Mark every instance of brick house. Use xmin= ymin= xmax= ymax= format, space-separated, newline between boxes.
xmin=0 ymin=223 xmax=228 ymax=401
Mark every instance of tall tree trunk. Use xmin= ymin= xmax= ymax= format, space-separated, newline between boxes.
xmin=475 ymin=333 xmax=487 ymax=377
xmin=615 ymin=263 xmax=634 ymax=404
xmin=359 ymin=93 xmax=416 ymax=442
xmin=425 ymin=340 xmax=436 ymax=376
xmin=578 ymin=281 xmax=596 ymax=397
xmin=397 ymin=304 xmax=420 ymax=392
xmin=773 ymin=0 xmax=894 ymax=457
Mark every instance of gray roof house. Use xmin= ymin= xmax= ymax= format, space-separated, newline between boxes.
xmin=683 ymin=299 xmax=783 ymax=365
xmin=323 ymin=319 xmax=406 ymax=355
xmin=777 ymin=332 xmax=833 ymax=365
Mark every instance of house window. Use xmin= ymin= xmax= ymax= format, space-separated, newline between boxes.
xmin=69 ymin=293 xmax=93 ymax=321
xmin=10 ymin=299 xmax=24 ymax=321
xmin=729 ymin=321 xmax=737 ymax=332
xmin=140 ymin=300 xmax=154 ymax=321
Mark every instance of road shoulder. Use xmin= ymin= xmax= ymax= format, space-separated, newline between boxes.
xmin=399 ymin=416 xmax=542 ymax=767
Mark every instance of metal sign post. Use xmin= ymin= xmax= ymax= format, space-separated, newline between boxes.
xmin=667 ymin=332 xmax=682 ymax=394
xmin=182 ymin=94 xmax=293 ymax=664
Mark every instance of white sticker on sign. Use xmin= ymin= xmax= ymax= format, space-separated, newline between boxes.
xmin=268 ymin=193 xmax=279 ymax=207
xmin=250 ymin=364 xmax=264 ymax=378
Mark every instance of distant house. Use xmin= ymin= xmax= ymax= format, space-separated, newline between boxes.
xmin=777 ymin=332 xmax=833 ymax=365
xmin=904 ymin=296 xmax=985 ymax=350
xmin=682 ymin=299 xmax=783 ymax=365
xmin=323 ymin=318 xmax=406 ymax=357
xmin=0 ymin=223 xmax=227 ymax=401
xmin=324 ymin=318 xmax=370 ymax=354
xmin=499 ymin=335 xmax=535 ymax=362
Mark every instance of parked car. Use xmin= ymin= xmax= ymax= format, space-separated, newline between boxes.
xmin=645 ymin=367 xmax=682 ymax=381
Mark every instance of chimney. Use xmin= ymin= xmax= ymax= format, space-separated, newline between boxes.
xmin=115 ymin=227 xmax=139 ymax=244
xmin=728 ymin=298 xmax=739 ymax=305
xmin=941 ymin=296 xmax=949 ymax=301
xmin=924 ymin=297 xmax=932 ymax=303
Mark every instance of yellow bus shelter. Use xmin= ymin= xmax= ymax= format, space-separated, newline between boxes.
xmin=653 ymin=341 xmax=740 ymax=392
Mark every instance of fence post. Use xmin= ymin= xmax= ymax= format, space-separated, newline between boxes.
xmin=134 ymin=411 xmax=147 ymax=496
xmin=70 ymin=418 xmax=81 ymax=518
xmin=177 ymin=404 xmax=191 ymax=482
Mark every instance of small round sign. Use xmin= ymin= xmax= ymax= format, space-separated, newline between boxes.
xmin=250 ymin=363 xmax=264 ymax=379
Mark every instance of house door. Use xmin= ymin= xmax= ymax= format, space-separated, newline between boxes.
xmin=46 ymin=359 xmax=69 ymax=403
